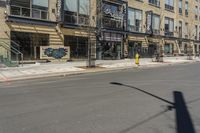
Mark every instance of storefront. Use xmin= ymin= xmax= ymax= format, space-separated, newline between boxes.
xmin=148 ymin=43 xmax=157 ymax=57
xmin=164 ymin=43 xmax=174 ymax=55
xmin=96 ymin=0 xmax=127 ymax=60
xmin=97 ymin=32 xmax=123 ymax=60
xmin=128 ymin=41 xmax=142 ymax=58
xmin=11 ymin=31 xmax=49 ymax=60
xmin=64 ymin=35 xmax=88 ymax=59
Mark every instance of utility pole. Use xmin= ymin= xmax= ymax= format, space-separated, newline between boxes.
xmin=87 ymin=0 xmax=95 ymax=67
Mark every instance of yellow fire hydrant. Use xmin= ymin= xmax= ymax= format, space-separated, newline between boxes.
xmin=135 ymin=53 xmax=140 ymax=65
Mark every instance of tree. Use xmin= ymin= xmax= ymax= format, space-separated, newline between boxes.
xmin=78 ymin=0 xmax=96 ymax=67
xmin=183 ymin=22 xmax=196 ymax=60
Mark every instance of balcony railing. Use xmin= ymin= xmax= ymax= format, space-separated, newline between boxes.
xmin=10 ymin=5 xmax=49 ymax=20
xmin=165 ymin=31 xmax=174 ymax=37
xmin=165 ymin=4 xmax=174 ymax=11
xmin=153 ymin=29 xmax=160 ymax=35
xmin=149 ymin=0 xmax=160 ymax=7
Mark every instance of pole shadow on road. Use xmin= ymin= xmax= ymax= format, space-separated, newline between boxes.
xmin=110 ymin=82 xmax=196 ymax=133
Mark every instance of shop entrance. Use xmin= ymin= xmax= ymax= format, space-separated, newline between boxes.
xmin=128 ymin=41 xmax=142 ymax=58
xmin=64 ymin=35 xmax=88 ymax=59
xmin=148 ymin=44 xmax=157 ymax=57
xmin=11 ymin=31 xmax=49 ymax=60
xmin=101 ymin=42 xmax=122 ymax=60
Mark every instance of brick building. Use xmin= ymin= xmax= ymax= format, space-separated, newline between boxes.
xmin=0 ymin=0 xmax=200 ymax=65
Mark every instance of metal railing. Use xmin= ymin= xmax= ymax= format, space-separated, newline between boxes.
xmin=165 ymin=4 xmax=174 ymax=11
xmin=153 ymin=29 xmax=160 ymax=35
xmin=10 ymin=5 xmax=48 ymax=20
xmin=0 ymin=39 xmax=23 ymax=67
xmin=165 ymin=31 xmax=174 ymax=37
xmin=149 ymin=0 xmax=160 ymax=7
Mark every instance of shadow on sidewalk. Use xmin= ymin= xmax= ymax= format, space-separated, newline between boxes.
xmin=110 ymin=82 xmax=196 ymax=133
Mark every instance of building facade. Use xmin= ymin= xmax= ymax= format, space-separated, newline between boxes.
xmin=0 ymin=0 xmax=200 ymax=63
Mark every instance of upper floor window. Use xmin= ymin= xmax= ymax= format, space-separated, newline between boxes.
xmin=199 ymin=7 xmax=200 ymax=20
xmin=128 ymin=8 xmax=142 ymax=32
xmin=165 ymin=17 xmax=174 ymax=36
xmin=165 ymin=0 xmax=174 ymax=11
xmin=10 ymin=0 xmax=49 ymax=20
xmin=195 ymin=25 xmax=198 ymax=40
xmin=179 ymin=0 xmax=182 ymax=15
xmin=102 ymin=2 xmax=126 ymax=30
xmin=185 ymin=1 xmax=189 ymax=16
xmin=148 ymin=0 xmax=160 ymax=7
xmin=185 ymin=22 xmax=188 ymax=38
xmin=195 ymin=6 xmax=198 ymax=20
xmin=199 ymin=26 xmax=200 ymax=40
xmin=178 ymin=21 xmax=182 ymax=38
xmin=64 ymin=0 xmax=89 ymax=25
xmin=152 ymin=14 xmax=160 ymax=34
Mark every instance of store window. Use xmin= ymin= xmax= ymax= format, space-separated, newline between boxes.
xmin=64 ymin=36 xmax=88 ymax=59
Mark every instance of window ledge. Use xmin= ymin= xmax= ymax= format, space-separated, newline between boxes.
xmin=148 ymin=3 xmax=160 ymax=8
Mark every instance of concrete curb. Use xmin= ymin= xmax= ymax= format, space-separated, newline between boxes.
xmin=0 ymin=60 xmax=198 ymax=83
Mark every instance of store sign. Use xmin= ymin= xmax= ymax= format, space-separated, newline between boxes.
xmin=103 ymin=4 xmax=125 ymax=20
xmin=146 ymin=11 xmax=153 ymax=34
xmin=103 ymin=32 xmax=122 ymax=42
xmin=40 ymin=46 xmax=70 ymax=60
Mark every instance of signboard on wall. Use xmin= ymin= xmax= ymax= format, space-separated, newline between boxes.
xmin=146 ymin=11 xmax=153 ymax=34
xmin=103 ymin=32 xmax=123 ymax=42
xmin=40 ymin=46 xmax=70 ymax=60
xmin=57 ymin=0 xmax=63 ymax=22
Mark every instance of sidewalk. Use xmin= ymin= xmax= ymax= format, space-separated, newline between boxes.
xmin=0 ymin=56 xmax=199 ymax=82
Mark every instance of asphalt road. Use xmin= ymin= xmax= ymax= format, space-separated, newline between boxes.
xmin=0 ymin=63 xmax=200 ymax=133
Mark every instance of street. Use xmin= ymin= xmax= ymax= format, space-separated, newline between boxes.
xmin=0 ymin=63 xmax=200 ymax=133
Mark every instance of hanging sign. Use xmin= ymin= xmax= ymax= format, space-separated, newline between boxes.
xmin=57 ymin=0 xmax=63 ymax=22
xmin=146 ymin=11 xmax=153 ymax=34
